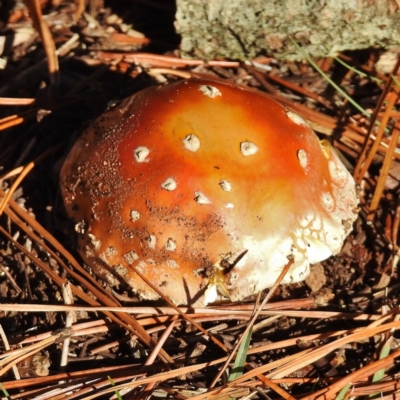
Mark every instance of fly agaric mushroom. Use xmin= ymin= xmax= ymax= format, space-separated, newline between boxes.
xmin=60 ymin=79 xmax=358 ymax=306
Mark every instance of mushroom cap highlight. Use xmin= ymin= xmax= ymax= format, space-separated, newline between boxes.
xmin=60 ymin=79 xmax=359 ymax=305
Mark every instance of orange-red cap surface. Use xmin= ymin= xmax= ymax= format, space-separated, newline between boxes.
xmin=60 ymin=79 xmax=359 ymax=305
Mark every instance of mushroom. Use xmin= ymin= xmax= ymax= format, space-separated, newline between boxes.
xmin=60 ymin=79 xmax=359 ymax=306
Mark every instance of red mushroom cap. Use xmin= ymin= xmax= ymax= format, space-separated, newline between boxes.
xmin=60 ymin=79 xmax=359 ymax=305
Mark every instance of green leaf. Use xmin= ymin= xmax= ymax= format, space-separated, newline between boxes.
xmin=392 ymin=75 xmax=400 ymax=90
xmin=372 ymin=339 xmax=391 ymax=383
xmin=369 ymin=338 xmax=392 ymax=398
xmin=334 ymin=57 xmax=383 ymax=85
xmin=108 ymin=376 xmax=123 ymax=400
xmin=289 ymin=37 xmax=371 ymax=118
xmin=335 ymin=383 xmax=351 ymax=400
xmin=228 ymin=328 xmax=252 ymax=382
xmin=0 ymin=382 xmax=11 ymax=399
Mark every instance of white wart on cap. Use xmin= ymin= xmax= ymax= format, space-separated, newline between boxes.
xmin=60 ymin=79 xmax=359 ymax=305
